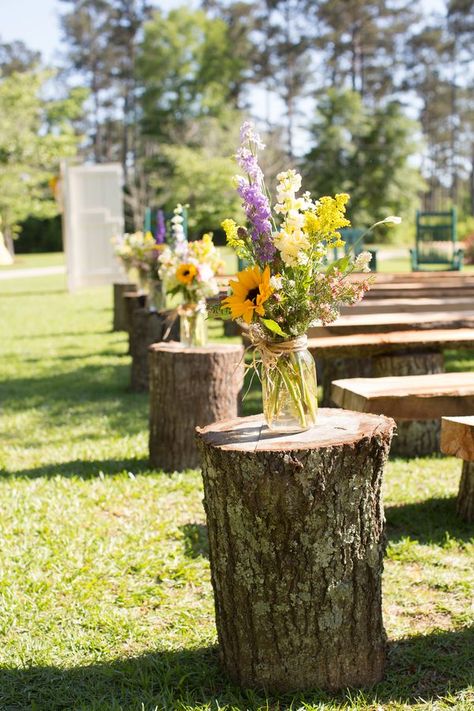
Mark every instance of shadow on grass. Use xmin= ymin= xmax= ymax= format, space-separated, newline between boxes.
xmin=0 ymin=628 xmax=472 ymax=710
xmin=181 ymin=522 xmax=209 ymax=559
xmin=2 ymin=457 xmax=152 ymax=480
xmin=386 ymin=495 xmax=473 ymax=545
xmin=0 ymin=363 xmax=147 ymax=432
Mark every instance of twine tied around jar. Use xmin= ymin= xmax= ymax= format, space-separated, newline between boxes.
xmin=249 ymin=333 xmax=308 ymax=372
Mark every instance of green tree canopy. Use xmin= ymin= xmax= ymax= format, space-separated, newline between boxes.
xmin=0 ymin=70 xmax=86 ymax=250
xmin=301 ymin=89 xmax=425 ymax=232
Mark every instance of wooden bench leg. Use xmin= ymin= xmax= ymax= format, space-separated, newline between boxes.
xmin=372 ymin=350 xmax=444 ymax=377
xmin=392 ymin=419 xmax=440 ymax=457
xmin=457 ymin=461 xmax=474 ymax=522
xmin=321 ymin=357 xmax=372 ymax=406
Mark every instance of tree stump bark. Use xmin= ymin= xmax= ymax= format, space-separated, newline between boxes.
xmin=196 ymin=409 xmax=395 ymax=692
xmin=149 ymin=342 xmax=244 ymax=472
xmin=113 ymin=282 xmax=137 ymax=332
xmin=372 ymin=350 xmax=444 ymax=378
xmin=456 ymin=461 xmax=474 ymax=522
xmin=130 ymin=309 xmax=179 ymax=392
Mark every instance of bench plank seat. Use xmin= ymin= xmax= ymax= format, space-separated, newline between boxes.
xmin=331 ymin=372 xmax=474 ymax=421
xmin=309 ymin=328 xmax=474 ymax=359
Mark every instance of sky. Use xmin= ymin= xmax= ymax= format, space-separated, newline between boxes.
xmin=0 ymin=0 xmax=191 ymax=64
xmin=0 ymin=0 xmax=446 ymax=66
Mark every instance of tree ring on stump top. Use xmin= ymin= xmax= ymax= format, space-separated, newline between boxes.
xmin=148 ymin=341 xmax=245 ymax=355
xmin=196 ymin=408 xmax=395 ymax=453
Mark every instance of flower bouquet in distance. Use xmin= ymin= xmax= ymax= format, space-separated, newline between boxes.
xmin=215 ymin=121 xmax=401 ymax=432
xmin=112 ymin=228 xmax=165 ymax=310
xmin=158 ymin=212 xmax=224 ymax=346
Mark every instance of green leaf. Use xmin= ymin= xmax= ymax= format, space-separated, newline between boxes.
xmin=326 ymin=255 xmax=350 ymax=275
xmin=260 ymin=318 xmax=288 ymax=338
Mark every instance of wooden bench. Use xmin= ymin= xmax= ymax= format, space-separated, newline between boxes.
xmin=310 ymin=328 xmax=474 ymax=406
xmin=441 ymin=416 xmax=474 ymax=522
xmin=309 ymin=311 xmax=474 ymax=337
xmin=331 ymin=372 xmax=474 ymax=457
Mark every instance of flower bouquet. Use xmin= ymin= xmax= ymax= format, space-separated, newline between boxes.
xmin=215 ymin=121 xmax=400 ymax=432
xmin=113 ymin=229 xmax=165 ymax=311
xmin=158 ymin=223 xmax=224 ymax=347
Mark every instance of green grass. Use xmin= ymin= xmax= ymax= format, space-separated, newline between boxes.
xmin=0 ymin=251 xmax=65 ymax=269
xmin=0 ymin=274 xmax=473 ymax=710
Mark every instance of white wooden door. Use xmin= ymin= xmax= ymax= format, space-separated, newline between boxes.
xmin=62 ymin=163 xmax=125 ymax=291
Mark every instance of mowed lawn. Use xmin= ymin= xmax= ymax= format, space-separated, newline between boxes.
xmin=0 ymin=272 xmax=473 ymax=711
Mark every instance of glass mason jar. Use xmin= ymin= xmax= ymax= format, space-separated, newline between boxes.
xmin=147 ymin=279 xmax=166 ymax=312
xmin=180 ymin=301 xmax=208 ymax=347
xmin=136 ymin=268 xmax=149 ymax=293
xmin=261 ymin=338 xmax=318 ymax=433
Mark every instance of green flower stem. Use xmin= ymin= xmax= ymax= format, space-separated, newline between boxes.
xmin=277 ymin=360 xmax=307 ymax=429
xmin=266 ymin=369 xmax=282 ymax=424
xmin=291 ymin=352 xmax=318 ymax=423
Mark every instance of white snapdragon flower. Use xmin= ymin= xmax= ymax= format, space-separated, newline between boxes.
xmin=270 ymin=274 xmax=283 ymax=290
xmin=354 ymin=251 xmax=372 ymax=273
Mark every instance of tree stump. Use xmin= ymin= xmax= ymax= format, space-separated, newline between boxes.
xmin=196 ymin=408 xmax=395 ymax=692
xmin=149 ymin=342 xmax=244 ymax=472
xmin=113 ymin=282 xmax=137 ymax=332
xmin=130 ymin=309 xmax=179 ymax=392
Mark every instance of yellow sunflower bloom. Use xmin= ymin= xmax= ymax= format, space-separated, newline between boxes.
xmin=176 ymin=263 xmax=198 ymax=285
xmin=223 ymin=265 xmax=273 ymax=324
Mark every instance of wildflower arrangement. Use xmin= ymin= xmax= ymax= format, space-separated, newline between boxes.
xmin=216 ymin=121 xmax=401 ymax=430
xmin=158 ymin=232 xmax=223 ymax=304
xmin=113 ymin=230 xmax=162 ymax=286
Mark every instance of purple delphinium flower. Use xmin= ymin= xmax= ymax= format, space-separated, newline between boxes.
xmin=236 ymin=147 xmax=263 ymax=182
xmin=155 ymin=209 xmax=166 ymax=244
xmin=235 ymin=121 xmax=275 ymax=263
xmin=236 ymin=177 xmax=276 ymax=263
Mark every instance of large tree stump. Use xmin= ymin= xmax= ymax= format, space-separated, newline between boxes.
xmin=196 ymin=409 xmax=395 ymax=692
xmin=441 ymin=416 xmax=474 ymax=522
xmin=130 ymin=308 xmax=179 ymax=392
xmin=113 ymin=282 xmax=137 ymax=332
xmin=149 ymin=342 xmax=244 ymax=472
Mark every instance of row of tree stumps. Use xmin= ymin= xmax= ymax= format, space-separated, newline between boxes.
xmin=112 ymin=282 xmax=396 ymax=693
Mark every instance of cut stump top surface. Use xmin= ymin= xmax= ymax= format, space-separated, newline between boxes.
xmin=441 ymin=416 xmax=474 ymax=461
xmin=309 ymin=328 xmax=474 ymax=358
xmin=149 ymin=341 xmax=244 ymax=355
xmin=196 ymin=408 xmax=395 ymax=452
xmin=332 ymin=372 xmax=474 ymax=420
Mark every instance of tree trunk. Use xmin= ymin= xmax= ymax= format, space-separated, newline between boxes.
xmin=113 ymin=282 xmax=137 ymax=332
xmin=129 ymin=308 xmax=179 ymax=392
xmin=196 ymin=409 xmax=395 ymax=692
xmin=457 ymin=461 xmax=474 ymax=522
xmin=149 ymin=343 xmax=244 ymax=472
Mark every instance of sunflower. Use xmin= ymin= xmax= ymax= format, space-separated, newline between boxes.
xmin=223 ymin=265 xmax=273 ymax=324
xmin=176 ymin=263 xmax=198 ymax=285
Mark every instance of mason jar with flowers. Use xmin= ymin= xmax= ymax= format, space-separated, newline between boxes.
xmin=214 ymin=121 xmax=401 ymax=433
xmin=158 ymin=231 xmax=223 ymax=347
